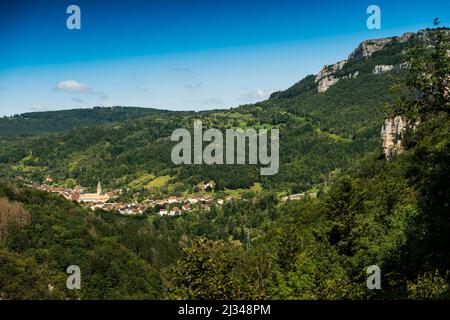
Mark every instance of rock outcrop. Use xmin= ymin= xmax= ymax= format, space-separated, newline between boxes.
xmin=315 ymin=60 xmax=359 ymax=93
xmin=381 ymin=116 xmax=407 ymax=160
xmin=315 ymin=34 xmax=404 ymax=93
xmin=313 ymin=31 xmax=418 ymax=93
xmin=315 ymin=60 xmax=347 ymax=92
xmin=348 ymin=32 xmax=414 ymax=61
xmin=348 ymin=38 xmax=392 ymax=60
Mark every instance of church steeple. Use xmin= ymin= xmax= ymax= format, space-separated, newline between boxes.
xmin=97 ymin=181 xmax=102 ymax=195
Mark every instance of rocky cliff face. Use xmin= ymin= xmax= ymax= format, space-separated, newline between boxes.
xmin=315 ymin=60 xmax=359 ymax=93
xmin=348 ymin=38 xmax=393 ymax=60
xmin=313 ymin=32 xmax=416 ymax=93
xmin=381 ymin=116 xmax=407 ymax=160
xmin=315 ymin=60 xmax=346 ymax=93
xmin=348 ymin=32 xmax=413 ymax=61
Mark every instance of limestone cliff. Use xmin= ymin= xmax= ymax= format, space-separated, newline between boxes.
xmin=381 ymin=116 xmax=407 ymax=160
xmin=348 ymin=32 xmax=413 ymax=61
xmin=315 ymin=60 xmax=346 ymax=93
xmin=315 ymin=60 xmax=359 ymax=93
xmin=348 ymin=38 xmax=393 ymax=60
xmin=313 ymin=32 xmax=417 ymax=93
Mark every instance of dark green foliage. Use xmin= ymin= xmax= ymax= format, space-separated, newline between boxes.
xmin=269 ymin=75 xmax=317 ymax=99
xmin=0 ymin=184 xmax=165 ymax=299
xmin=322 ymin=177 xmax=365 ymax=256
xmin=165 ymin=238 xmax=256 ymax=299
xmin=0 ymin=69 xmax=401 ymax=193
xmin=0 ymin=106 xmax=184 ymax=137
xmin=1 ymin=28 xmax=449 ymax=300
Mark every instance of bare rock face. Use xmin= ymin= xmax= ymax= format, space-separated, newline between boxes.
xmin=381 ymin=116 xmax=407 ymax=160
xmin=313 ymin=31 xmax=418 ymax=93
xmin=348 ymin=38 xmax=392 ymax=60
xmin=316 ymin=74 xmax=340 ymax=93
xmin=315 ymin=60 xmax=358 ymax=93
xmin=373 ymin=65 xmax=394 ymax=74
xmin=315 ymin=60 xmax=346 ymax=93
xmin=398 ymin=32 xmax=414 ymax=43
xmin=349 ymin=31 xmax=415 ymax=61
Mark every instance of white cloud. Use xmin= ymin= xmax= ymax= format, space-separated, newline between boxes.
xmin=256 ymin=89 xmax=271 ymax=98
xmin=238 ymin=89 xmax=272 ymax=102
xmin=55 ymin=80 xmax=92 ymax=93
xmin=56 ymin=80 xmax=109 ymax=105
xmin=30 ymin=104 xmax=49 ymax=112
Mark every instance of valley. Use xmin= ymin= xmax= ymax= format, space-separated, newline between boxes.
xmin=1 ymin=28 xmax=449 ymax=300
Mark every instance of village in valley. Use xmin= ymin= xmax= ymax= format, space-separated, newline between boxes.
xmin=24 ymin=178 xmax=236 ymax=216
xmin=18 ymin=175 xmax=317 ymax=217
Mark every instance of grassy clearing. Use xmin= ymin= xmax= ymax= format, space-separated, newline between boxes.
xmin=147 ymin=175 xmax=171 ymax=189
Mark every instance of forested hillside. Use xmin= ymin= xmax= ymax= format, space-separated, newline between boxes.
xmin=0 ymin=33 xmax=414 ymax=194
xmin=1 ymin=28 xmax=449 ymax=300
xmin=0 ymin=106 xmax=184 ymax=137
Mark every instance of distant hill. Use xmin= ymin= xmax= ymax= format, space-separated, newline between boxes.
xmin=0 ymin=106 xmax=188 ymax=137
xmin=1 ymin=28 xmax=449 ymax=300
xmin=0 ymin=31 xmax=424 ymax=194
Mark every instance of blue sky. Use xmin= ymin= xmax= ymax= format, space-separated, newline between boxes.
xmin=0 ymin=0 xmax=449 ymax=116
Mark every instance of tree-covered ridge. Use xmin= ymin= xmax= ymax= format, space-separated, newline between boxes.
xmin=1 ymin=111 xmax=448 ymax=299
xmin=0 ymin=59 xmax=406 ymax=194
xmin=0 ymin=183 xmax=165 ymax=299
xmin=165 ymin=26 xmax=450 ymax=297
xmin=1 ymin=27 xmax=449 ymax=300
xmin=0 ymin=106 xmax=186 ymax=137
